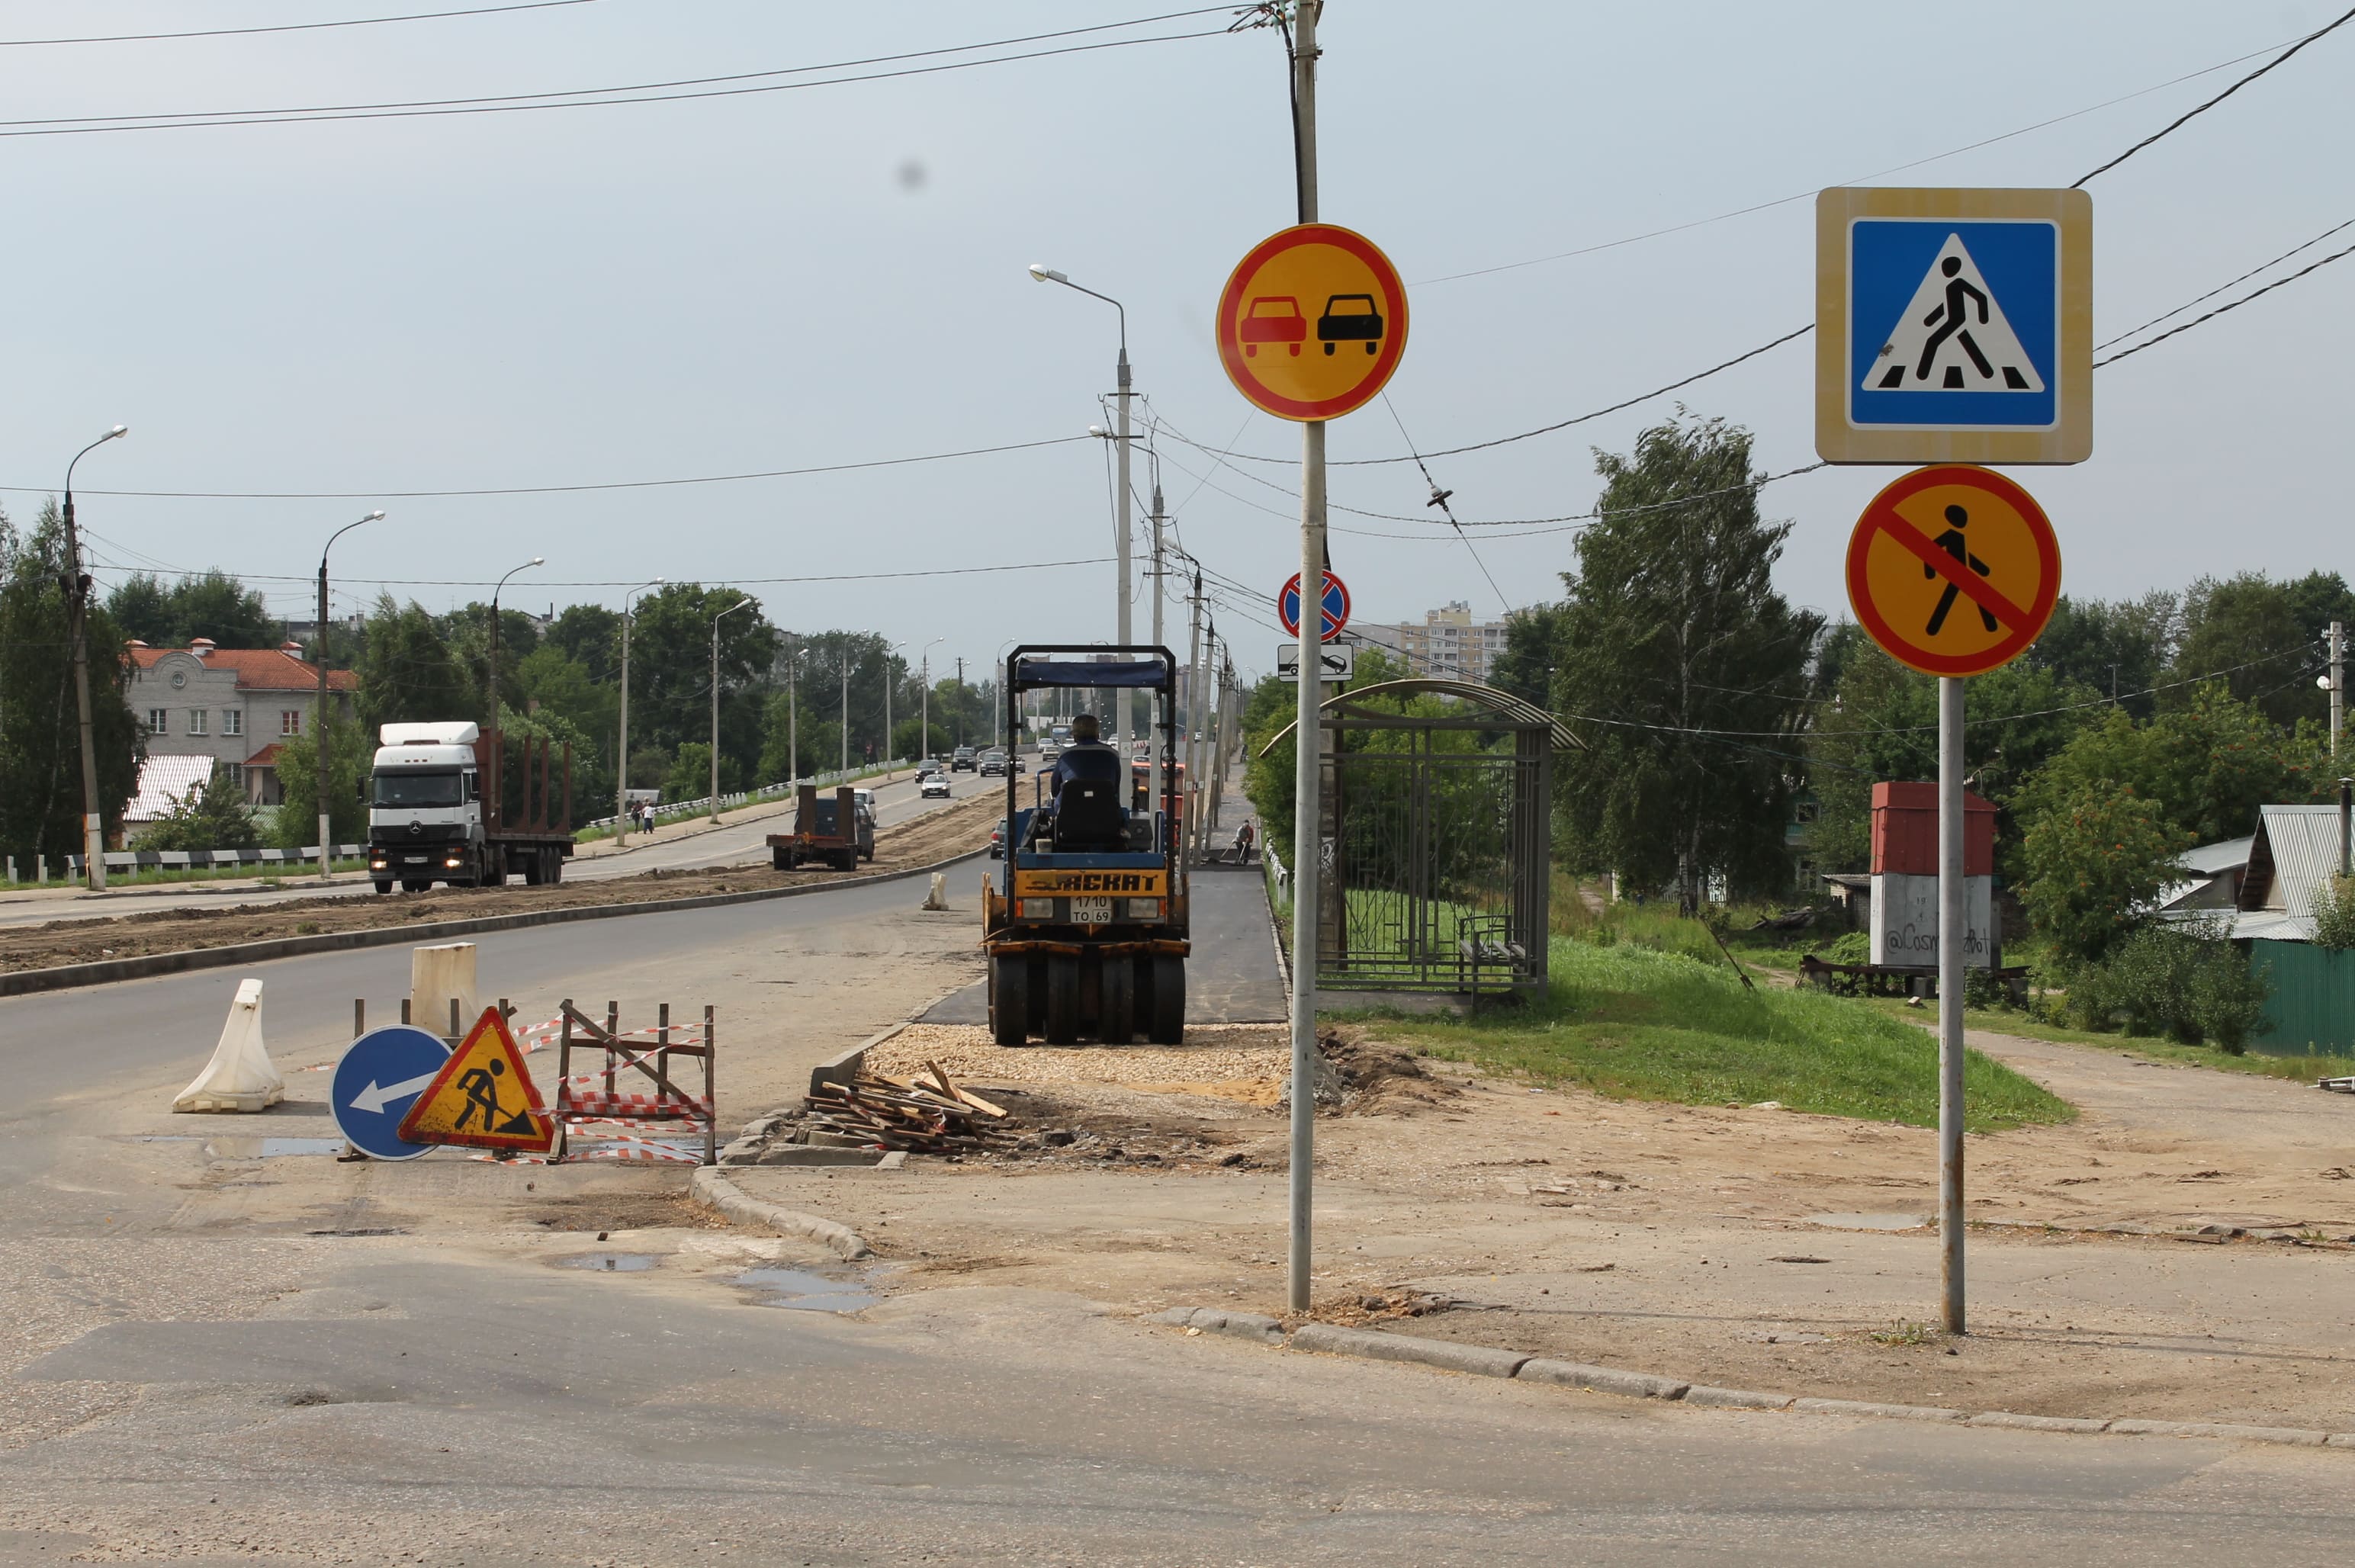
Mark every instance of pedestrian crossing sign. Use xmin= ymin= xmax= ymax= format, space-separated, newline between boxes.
xmin=397 ymin=1006 xmax=556 ymax=1153
xmin=1817 ymin=188 xmax=2090 ymax=464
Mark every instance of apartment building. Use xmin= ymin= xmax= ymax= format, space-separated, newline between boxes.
xmin=126 ymin=638 xmax=358 ymax=804
xmin=1388 ymin=600 xmax=1510 ymax=683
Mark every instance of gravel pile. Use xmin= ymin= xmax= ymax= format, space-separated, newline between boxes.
xmin=871 ymin=1023 xmax=1290 ymax=1089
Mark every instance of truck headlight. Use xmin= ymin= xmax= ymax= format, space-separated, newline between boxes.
xmin=1018 ymin=899 xmax=1055 ymax=918
xmin=1123 ymin=898 xmax=1161 ymax=921
xmin=444 ymin=856 xmax=462 ymax=868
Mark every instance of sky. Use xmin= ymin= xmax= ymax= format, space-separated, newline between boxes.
xmin=2 ymin=0 xmax=2347 ymax=685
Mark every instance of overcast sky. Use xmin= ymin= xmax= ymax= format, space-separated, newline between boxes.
xmin=4 ymin=1 xmax=2346 ymax=682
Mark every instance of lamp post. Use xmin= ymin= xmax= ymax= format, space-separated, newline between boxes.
xmin=60 ymin=424 xmax=127 ymax=889
xmin=313 ymin=509 xmax=384 ymax=878
xmin=614 ymin=578 xmax=663 ymax=843
xmin=710 ymin=596 xmax=753 ymax=821
xmin=785 ymin=644 xmax=809 ymax=789
xmin=487 ymin=557 xmax=544 ymax=731
xmin=917 ymin=635 xmax=946 ymax=769
xmin=994 ymin=638 xmax=1017 ymax=748
xmin=882 ymin=641 xmax=905 ymax=772
xmin=1030 ymin=263 xmax=1133 ymax=749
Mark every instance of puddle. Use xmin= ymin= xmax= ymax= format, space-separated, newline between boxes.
xmin=557 ymin=1252 xmax=660 ymax=1272
xmin=732 ymin=1268 xmax=877 ymax=1312
xmin=204 ymin=1137 xmax=346 ymax=1158
xmin=1806 ymin=1212 xmax=1929 ymax=1232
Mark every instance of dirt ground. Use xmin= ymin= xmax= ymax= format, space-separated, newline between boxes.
xmin=731 ymin=1018 xmax=2355 ymax=1432
xmin=0 ymin=791 xmax=998 ymax=974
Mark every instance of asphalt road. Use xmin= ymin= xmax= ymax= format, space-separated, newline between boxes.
xmin=0 ymin=768 xmax=966 ymax=928
xmin=5 ymin=770 xmax=2350 ymax=1561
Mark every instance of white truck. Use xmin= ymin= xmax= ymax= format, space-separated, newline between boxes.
xmin=365 ymin=721 xmax=575 ymax=893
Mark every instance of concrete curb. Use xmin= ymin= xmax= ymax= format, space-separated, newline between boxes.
xmin=1149 ymin=1309 xmax=2355 ymax=1450
xmin=0 ymin=847 xmax=991 ymax=998
xmin=688 ymin=1168 xmax=874 ymax=1261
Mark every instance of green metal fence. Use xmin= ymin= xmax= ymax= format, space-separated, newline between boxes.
xmin=2249 ymin=940 xmax=2355 ymax=1056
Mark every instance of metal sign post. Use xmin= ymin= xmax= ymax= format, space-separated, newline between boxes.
xmin=1286 ymin=0 xmax=1324 ymax=1319
xmin=1937 ymin=676 xmax=1966 ymax=1332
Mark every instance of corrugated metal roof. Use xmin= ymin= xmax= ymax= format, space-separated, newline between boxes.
xmin=2180 ymin=835 xmax=2253 ymax=876
xmin=2254 ymin=805 xmax=2347 ymax=919
xmin=124 ymin=754 xmax=217 ymax=822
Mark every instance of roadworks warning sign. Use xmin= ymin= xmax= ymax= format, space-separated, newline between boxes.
xmin=397 ymin=1006 xmax=555 ymax=1153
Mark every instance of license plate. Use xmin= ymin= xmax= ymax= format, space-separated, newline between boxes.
xmin=1070 ymin=896 xmax=1113 ymax=925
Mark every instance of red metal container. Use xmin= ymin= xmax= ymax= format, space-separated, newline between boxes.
xmin=1871 ymin=781 xmax=1994 ymax=877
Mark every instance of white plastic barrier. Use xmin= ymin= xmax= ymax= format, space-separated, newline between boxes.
xmin=410 ymin=943 xmax=478 ymax=1039
xmin=173 ymin=978 xmax=285 ymax=1113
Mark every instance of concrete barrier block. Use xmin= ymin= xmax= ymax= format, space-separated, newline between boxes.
xmin=1290 ymin=1322 xmax=1528 ymax=1378
xmin=1515 ymin=1358 xmax=1689 ymax=1400
xmin=172 ymin=978 xmax=285 ymax=1113
xmin=410 ymin=943 xmax=477 ymax=1039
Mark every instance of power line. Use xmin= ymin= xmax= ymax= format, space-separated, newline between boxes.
xmin=2 ymin=433 xmax=1089 ymax=501
xmin=0 ymin=12 xmax=1238 ymax=138
xmin=1415 ymin=28 xmax=2315 ymax=288
xmin=79 ymin=555 xmax=1115 ymax=590
xmin=2095 ymin=237 xmax=2355 ymax=367
xmin=2096 ymin=215 xmax=2355 ymax=351
xmin=0 ymin=2 xmax=596 ymax=48
xmin=2072 ymin=3 xmax=2355 ymax=186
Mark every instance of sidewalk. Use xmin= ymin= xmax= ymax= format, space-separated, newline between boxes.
xmin=573 ymin=768 xmax=915 ymax=862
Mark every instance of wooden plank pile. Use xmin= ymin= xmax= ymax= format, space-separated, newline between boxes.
xmin=802 ymin=1059 xmax=1012 ymax=1153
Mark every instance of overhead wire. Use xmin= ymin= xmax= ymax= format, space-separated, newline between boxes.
xmin=2095 ymin=238 xmax=2355 ymax=367
xmin=2095 ymin=214 xmax=2355 ymax=351
xmin=0 ymin=2 xmax=597 ymax=47
xmin=0 ymin=11 xmax=1239 ymax=138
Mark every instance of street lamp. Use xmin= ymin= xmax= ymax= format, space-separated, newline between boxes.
xmin=882 ymin=641 xmax=905 ymax=771
xmin=61 ymin=424 xmax=127 ymax=890
xmin=614 ymin=578 xmax=663 ymax=844
xmin=487 ymin=556 xmax=544 ymax=731
xmin=784 ymin=644 xmax=811 ymax=791
xmin=1030 ymin=262 xmax=1135 ymax=749
xmin=994 ymin=638 xmax=1017 ymax=748
xmin=917 ymin=635 xmax=946 ymax=769
xmin=841 ymin=631 xmax=867 ymax=779
xmin=710 ymin=596 xmax=754 ymax=821
xmin=313 ymin=509 xmax=384 ymax=879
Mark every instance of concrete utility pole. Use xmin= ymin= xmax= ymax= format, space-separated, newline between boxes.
xmin=1287 ymin=0 xmax=1325 ymax=1317
xmin=955 ymin=656 xmax=965 ymax=748
xmin=60 ymin=425 xmax=127 ymax=890
xmin=840 ymin=642 xmax=854 ymax=779
xmin=1151 ymin=483 xmax=1168 ymax=654
xmin=2330 ymin=620 xmax=2344 ymax=763
xmin=1938 ymin=675 xmax=1966 ymax=1334
xmin=315 ymin=510 xmax=384 ymax=877
xmin=615 ymin=579 xmax=663 ymax=843
xmin=786 ymin=645 xmax=805 ymax=789
xmin=920 ymin=637 xmax=946 ymax=765
xmin=884 ymin=643 xmax=904 ymax=769
xmin=710 ymin=598 xmax=752 ymax=822
xmin=1184 ymin=570 xmax=1205 ymax=863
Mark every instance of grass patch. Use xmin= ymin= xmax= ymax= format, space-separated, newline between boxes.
xmin=1874 ymin=998 xmax=2347 ymax=1084
xmin=1340 ymin=937 xmax=2073 ymax=1133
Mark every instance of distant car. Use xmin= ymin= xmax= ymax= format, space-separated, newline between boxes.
xmin=951 ymin=746 xmax=978 ymax=772
xmin=1038 ymin=744 xmax=1062 ymax=768
xmin=988 ymin=821 xmax=1005 ymax=859
xmin=1239 ymin=294 xmax=1307 ymax=358
xmin=1318 ymin=293 xmax=1383 ymax=355
xmin=920 ymin=773 xmax=951 ymax=799
xmin=978 ymin=750 xmax=1008 ymax=777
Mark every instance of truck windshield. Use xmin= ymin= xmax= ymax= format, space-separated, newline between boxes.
xmin=374 ymin=770 xmax=464 ymax=807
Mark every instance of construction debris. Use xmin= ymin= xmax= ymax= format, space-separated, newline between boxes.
xmin=796 ymin=1060 xmax=1012 ymax=1154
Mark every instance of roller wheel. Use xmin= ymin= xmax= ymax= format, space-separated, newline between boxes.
xmin=1099 ymin=953 xmax=1136 ymax=1045
xmin=1145 ymin=953 xmax=1186 ymax=1044
xmin=371 ymin=879 xmax=392 ymax=895
xmin=988 ymin=953 xmax=1030 ymax=1046
xmin=1044 ymin=954 xmax=1083 ymax=1045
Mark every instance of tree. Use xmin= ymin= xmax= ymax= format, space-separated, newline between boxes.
xmin=104 ymin=570 xmax=276 ymax=649
xmin=131 ymin=767 xmax=260 ymax=853
xmin=622 ymin=586 xmax=779 ymax=784
xmin=541 ymin=602 xmax=621 ymax=685
xmin=2170 ymin=571 xmax=2353 ymax=728
xmin=1550 ymin=414 xmax=1820 ymax=910
xmin=662 ymin=741 xmax=741 ymax=803
xmin=2023 ymin=590 xmax=2178 ymax=718
xmin=355 ymin=596 xmax=474 ymax=728
xmin=265 ymin=717 xmax=371 ymax=850
xmin=2016 ymin=683 xmax=2331 ymax=851
xmin=0 ymin=500 xmax=142 ymax=865
xmin=1489 ymin=602 xmax=1568 ymax=709
xmin=515 ymin=644 xmax=615 ymax=762
xmin=2019 ymin=782 xmax=2190 ymax=964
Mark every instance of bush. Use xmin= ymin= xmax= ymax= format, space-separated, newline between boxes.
xmin=2066 ymin=919 xmax=2267 ymax=1052
xmin=1820 ymin=930 xmax=1870 ymax=965
xmin=2020 ymin=782 xmax=2190 ymax=964
xmin=2313 ymin=875 xmax=2355 ymax=952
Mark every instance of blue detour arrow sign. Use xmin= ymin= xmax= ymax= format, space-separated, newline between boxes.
xmin=332 ymin=1023 xmax=452 ymax=1161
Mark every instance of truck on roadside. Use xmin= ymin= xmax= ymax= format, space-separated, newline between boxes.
xmin=767 ymin=783 xmax=875 ymax=870
xmin=366 ymin=721 xmax=575 ymax=892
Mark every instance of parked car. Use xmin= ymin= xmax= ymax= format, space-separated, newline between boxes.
xmin=920 ymin=773 xmax=952 ymax=799
xmin=951 ymin=746 xmax=978 ymax=772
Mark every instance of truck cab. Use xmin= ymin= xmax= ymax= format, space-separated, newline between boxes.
xmin=367 ymin=721 xmax=573 ymax=892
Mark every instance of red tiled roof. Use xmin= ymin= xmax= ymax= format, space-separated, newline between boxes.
xmin=129 ymin=645 xmax=358 ymax=693
xmin=243 ymin=743 xmax=285 ymax=768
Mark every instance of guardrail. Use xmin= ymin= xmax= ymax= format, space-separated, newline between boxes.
xmin=5 ymin=844 xmax=365 ymax=884
xmin=580 ymin=760 xmax=911 ymax=832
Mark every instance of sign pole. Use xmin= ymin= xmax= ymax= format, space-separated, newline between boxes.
xmin=1938 ymin=674 xmax=1966 ymax=1333
xmin=1286 ymin=0 xmax=1322 ymax=1317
